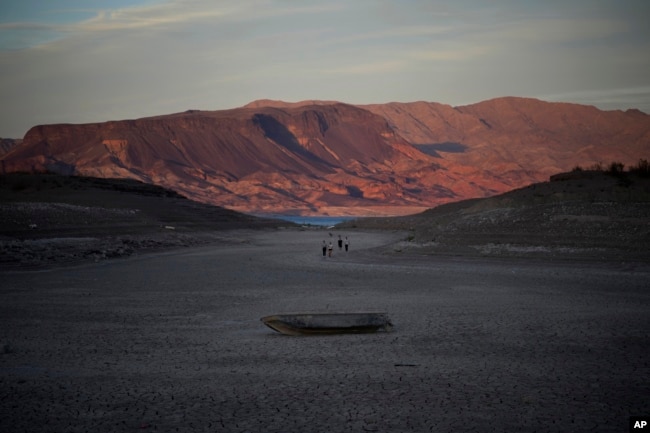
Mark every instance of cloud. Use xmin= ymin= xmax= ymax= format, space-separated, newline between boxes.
xmin=540 ymin=86 xmax=650 ymax=113
xmin=0 ymin=0 xmax=345 ymax=49
xmin=407 ymin=45 xmax=494 ymax=62
xmin=488 ymin=17 xmax=631 ymax=45
xmin=321 ymin=60 xmax=406 ymax=76
xmin=327 ymin=24 xmax=455 ymax=46
xmin=0 ymin=0 xmax=649 ymax=137
xmin=73 ymin=3 xmax=234 ymax=32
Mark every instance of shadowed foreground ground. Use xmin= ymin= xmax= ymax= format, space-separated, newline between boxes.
xmin=1 ymin=229 xmax=649 ymax=432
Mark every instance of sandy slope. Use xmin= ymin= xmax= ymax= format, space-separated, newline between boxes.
xmin=0 ymin=174 xmax=290 ymax=269
xmin=1 ymin=228 xmax=649 ymax=432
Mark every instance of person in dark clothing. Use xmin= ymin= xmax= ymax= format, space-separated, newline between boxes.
xmin=344 ymin=236 xmax=349 ymax=252
xmin=322 ymin=240 xmax=327 ymax=257
xmin=338 ymin=235 xmax=343 ymax=250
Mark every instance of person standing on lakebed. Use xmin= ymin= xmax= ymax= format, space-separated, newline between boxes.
xmin=322 ymin=240 xmax=327 ymax=257
xmin=338 ymin=235 xmax=343 ymax=250
xmin=328 ymin=241 xmax=333 ymax=257
xmin=345 ymin=236 xmax=349 ymax=252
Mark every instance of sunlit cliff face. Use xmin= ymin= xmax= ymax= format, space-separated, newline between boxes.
xmin=2 ymin=98 xmax=649 ymax=216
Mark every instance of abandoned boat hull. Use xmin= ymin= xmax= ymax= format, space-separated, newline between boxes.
xmin=261 ymin=312 xmax=393 ymax=336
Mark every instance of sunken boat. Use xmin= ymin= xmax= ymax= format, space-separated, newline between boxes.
xmin=261 ymin=312 xmax=393 ymax=336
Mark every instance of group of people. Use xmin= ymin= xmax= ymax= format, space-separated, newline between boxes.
xmin=322 ymin=234 xmax=349 ymax=257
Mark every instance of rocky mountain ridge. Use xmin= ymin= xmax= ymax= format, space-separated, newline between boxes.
xmin=1 ymin=97 xmax=649 ymax=216
xmin=0 ymin=138 xmax=20 ymax=157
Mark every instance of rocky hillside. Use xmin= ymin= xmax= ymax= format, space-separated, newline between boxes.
xmin=362 ymin=98 xmax=650 ymax=185
xmin=343 ymin=168 xmax=650 ymax=261
xmin=0 ymin=138 xmax=20 ymax=157
xmin=0 ymin=173 xmax=289 ymax=268
xmin=1 ymin=98 xmax=649 ymax=216
xmin=0 ymin=173 xmax=285 ymax=236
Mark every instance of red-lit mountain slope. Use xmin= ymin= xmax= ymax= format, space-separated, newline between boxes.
xmin=2 ymin=97 xmax=649 ymax=216
xmin=362 ymin=97 xmax=649 ymax=186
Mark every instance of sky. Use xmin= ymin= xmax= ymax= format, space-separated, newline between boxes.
xmin=1 ymin=0 xmax=649 ymax=138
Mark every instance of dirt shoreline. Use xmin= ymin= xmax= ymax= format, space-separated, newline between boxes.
xmin=1 ymin=228 xmax=649 ymax=432
xmin=0 ymin=229 xmax=271 ymax=271
xmin=2 ymin=171 xmax=648 ymax=269
xmin=2 ymin=220 xmax=648 ymax=271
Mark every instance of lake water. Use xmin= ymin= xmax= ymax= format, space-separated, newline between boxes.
xmin=259 ymin=215 xmax=359 ymax=227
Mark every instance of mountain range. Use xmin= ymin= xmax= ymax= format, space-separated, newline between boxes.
xmin=1 ymin=97 xmax=648 ymax=216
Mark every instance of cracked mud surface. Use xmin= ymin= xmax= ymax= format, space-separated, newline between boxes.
xmin=2 ymin=229 xmax=649 ymax=432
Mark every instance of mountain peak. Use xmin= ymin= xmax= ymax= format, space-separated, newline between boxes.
xmin=243 ymin=99 xmax=340 ymax=109
xmin=2 ymin=98 xmax=649 ymax=216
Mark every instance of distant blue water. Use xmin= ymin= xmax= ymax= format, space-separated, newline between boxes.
xmin=260 ymin=215 xmax=358 ymax=227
